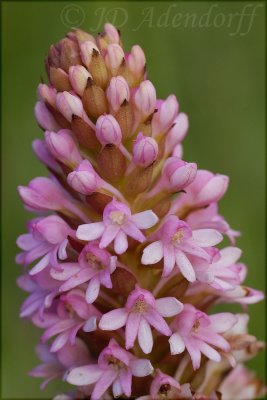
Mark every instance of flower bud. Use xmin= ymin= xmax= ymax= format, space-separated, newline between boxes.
xmin=67 ymin=160 xmax=101 ymax=195
xmin=134 ymin=80 xmax=156 ymax=118
xmin=49 ymin=67 xmax=71 ymax=92
xmin=104 ymin=44 xmax=124 ymax=72
xmin=69 ymin=66 xmax=91 ymax=96
xmin=96 ymin=114 xmax=122 ymax=146
xmin=32 ymin=139 xmax=61 ymax=172
xmin=104 ymin=23 xmax=120 ymax=44
xmin=192 ymin=171 xmax=229 ymax=207
xmin=127 ymin=45 xmax=146 ymax=78
xmin=34 ymin=101 xmax=59 ymax=131
xmin=106 ymin=76 xmax=130 ymax=112
xmin=58 ymin=38 xmax=81 ymax=72
xmin=152 ymin=95 xmax=179 ymax=137
xmin=80 ymin=41 xmax=100 ymax=69
xmin=163 ymin=157 xmax=197 ymax=191
xmin=172 ymin=144 xmax=183 ymax=158
xmin=18 ymin=177 xmax=66 ymax=211
xmin=133 ymin=133 xmax=158 ymax=167
xmin=165 ymin=112 xmax=189 ymax=154
xmin=56 ymin=92 xmax=84 ymax=122
xmin=45 ymin=129 xmax=82 ymax=168
xmin=37 ymin=84 xmax=57 ymax=108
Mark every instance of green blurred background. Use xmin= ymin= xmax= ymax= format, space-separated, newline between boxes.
xmin=1 ymin=1 xmax=265 ymax=398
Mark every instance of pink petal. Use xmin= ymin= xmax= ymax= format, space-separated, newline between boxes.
xmin=184 ymin=338 xmax=201 ymax=370
xmin=132 ymin=211 xmax=159 ymax=229
xmin=175 ymin=250 xmax=196 ymax=282
xmin=141 ymin=241 xmax=164 ymax=265
xmin=50 ymin=263 xmax=81 ymax=281
xmin=169 ymin=332 xmax=185 ymax=355
xmin=162 ymin=245 xmax=176 ymax=277
xmin=130 ymin=358 xmax=154 ymax=377
xmin=123 ymin=221 xmax=146 ymax=243
xmin=112 ymin=378 xmax=123 ymax=398
xmin=209 ymin=313 xmax=237 ymax=333
xmin=16 ymin=233 xmax=38 ymax=250
xmin=99 ymin=308 xmax=128 ymax=330
xmin=59 ymin=268 xmax=96 ymax=292
xmin=144 ymin=309 xmax=171 ymax=336
xmin=155 ymin=297 xmax=183 ymax=317
xmin=85 ymin=276 xmax=101 ymax=303
xmin=99 ymin=224 xmax=120 ymax=248
xmin=197 ymin=340 xmax=221 ymax=362
xmin=66 ymin=365 xmax=102 ymax=385
xmin=179 ymin=241 xmax=211 ymax=261
xmin=83 ymin=316 xmax=97 ymax=332
xmin=215 ymin=247 xmax=242 ymax=267
xmin=76 ymin=222 xmax=105 ymax=241
xmin=138 ymin=318 xmax=153 ymax=354
xmin=119 ymin=368 xmax=132 ymax=397
xmin=114 ymin=230 xmax=128 ymax=254
xmin=29 ymin=253 xmax=51 ymax=275
xmin=191 ymin=229 xmax=223 ymax=247
xmin=125 ymin=312 xmax=141 ymax=349
xmin=50 ymin=331 xmax=69 ymax=352
xmin=91 ymin=369 xmax=118 ymax=400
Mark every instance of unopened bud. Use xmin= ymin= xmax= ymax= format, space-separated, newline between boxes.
xmin=32 ymin=139 xmax=61 ymax=172
xmin=82 ymin=78 xmax=108 ymax=120
xmin=67 ymin=159 xmax=101 ymax=195
xmin=49 ymin=67 xmax=71 ymax=92
xmin=45 ymin=129 xmax=82 ymax=168
xmin=38 ymin=84 xmax=57 ymax=108
xmin=56 ymin=92 xmax=84 ymax=122
xmin=96 ymin=114 xmax=122 ymax=146
xmin=133 ymin=133 xmax=158 ymax=167
xmin=69 ymin=66 xmax=91 ymax=96
xmin=72 ymin=29 xmax=96 ymax=44
xmin=34 ymin=101 xmax=59 ymax=131
xmin=163 ymin=157 xmax=197 ymax=191
xmin=165 ymin=113 xmax=189 ymax=154
xmin=104 ymin=23 xmax=120 ymax=44
xmin=106 ymin=76 xmax=130 ymax=112
xmin=152 ymin=95 xmax=179 ymax=137
xmin=104 ymin=43 xmax=124 ymax=73
xmin=192 ymin=171 xmax=229 ymax=207
xmin=59 ymin=38 xmax=81 ymax=72
xmin=80 ymin=42 xmax=108 ymax=88
xmin=127 ymin=45 xmax=146 ymax=81
xmin=134 ymin=80 xmax=156 ymax=118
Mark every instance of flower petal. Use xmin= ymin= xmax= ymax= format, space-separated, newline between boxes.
xmin=191 ymin=229 xmax=223 ymax=247
xmin=169 ymin=332 xmax=185 ymax=355
xmin=155 ymin=297 xmax=183 ymax=317
xmin=196 ymin=340 xmax=221 ymax=362
xmin=86 ymin=275 xmax=101 ymax=303
xmin=99 ymin=308 xmax=128 ymax=330
xmin=114 ymin=230 xmax=128 ymax=254
xmin=66 ymin=365 xmax=102 ymax=385
xmin=130 ymin=358 xmax=154 ymax=377
xmin=162 ymin=244 xmax=176 ymax=277
xmin=76 ymin=222 xmax=105 ymax=241
xmin=91 ymin=369 xmax=118 ymax=400
xmin=144 ymin=309 xmax=171 ymax=336
xmin=209 ymin=313 xmax=237 ymax=333
xmin=132 ymin=211 xmax=159 ymax=229
xmin=138 ymin=318 xmax=153 ymax=354
xmin=141 ymin=241 xmax=164 ymax=265
xmin=175 ymin=250 xmax=196 ymax=282
xmin=99 ymin=224 xmax=120 ymax=248
xmin=125 ymin=312 xmax=141 ymax=349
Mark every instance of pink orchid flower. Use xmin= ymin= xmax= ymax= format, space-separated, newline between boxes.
xmin=142 ymin=215 xmax=223 ymax=281
xmin=76 ymin=199 xmax=159 ymax=254
xmin=66 ymin=338 xmax=154 ymax=400
xmin=51 ymin=241 xmax=117 ymax=303
xmin=99 ymin=285 xmax=183 ymax=354
xmin=169 ymin=304 xmax=237 ymax=370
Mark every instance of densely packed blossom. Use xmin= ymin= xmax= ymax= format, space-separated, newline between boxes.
xmin=17 ymin=23 xmax=265 ymax=399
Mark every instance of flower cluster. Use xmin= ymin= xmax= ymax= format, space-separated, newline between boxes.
xmin=17 ymin=23 xmax=265 ymax=399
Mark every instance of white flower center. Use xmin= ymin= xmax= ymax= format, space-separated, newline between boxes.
xmin=133 ymin=297 xmax=148 ymax=314
xmin=171 ymin=230 xmax=184 ymax=245
xmin=109 ymin=210 xmax=126 ymax=225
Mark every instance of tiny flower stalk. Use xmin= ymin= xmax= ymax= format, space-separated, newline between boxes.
xmin=16 ymin=23 xmax=265 ymax=400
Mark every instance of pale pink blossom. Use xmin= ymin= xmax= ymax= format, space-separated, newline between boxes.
xmin=134 ymin=80 xmax=157 ymax=118
xmin=152 ymin=95 xmax=179 ymax=137
xmin=99 ymin=285 xmax=183 ymax=354
xmin=51 ymin=241 xmax=117 ymax=303
xmin=137 ymin=369 xmax=181 ymax=399
xmin=66 ymin=338 xmax=153 ymax=400
xmin=69 ymin=65 xmax=91 ymax=96
xmin=16 ymin=216 xmax=75 ymax=275
xmin=142 ymin=215 xmax=223 ymax=281
xmin=132 ymin=132 xmax=158 ymax=167
xmin=169 ymin=304 xmax=237 ymax=369
xmin=106 ymin=76 xmax=130 ymax=112
xmin=34 ymin=101 xmax=59 ymax=131
xmin=76 ymin=199 xmax=158 ymax=254
xmin=45 ymin=129 xmax=82 ymax=168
